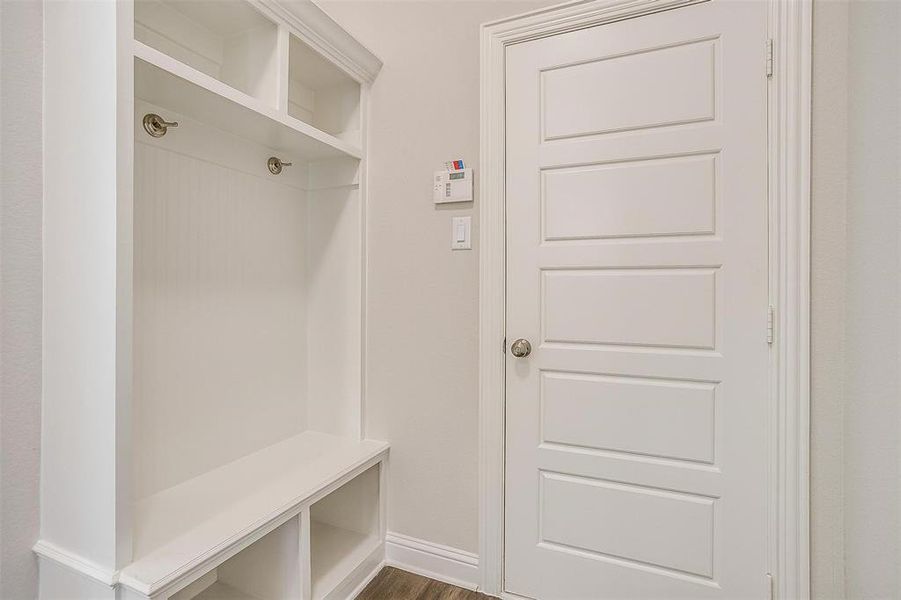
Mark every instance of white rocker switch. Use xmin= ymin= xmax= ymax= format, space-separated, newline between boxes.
xmin=451 ymin=216 xmax=471 ymax=250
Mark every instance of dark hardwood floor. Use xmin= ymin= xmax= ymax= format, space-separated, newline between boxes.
xmin=356 ymin=567 xmax=494 ymax=600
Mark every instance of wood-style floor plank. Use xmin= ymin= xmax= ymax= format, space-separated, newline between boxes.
xmin=357 ymin=567 xmax=493 ymax=600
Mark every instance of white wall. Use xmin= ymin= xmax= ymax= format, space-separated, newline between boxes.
xmin=317 ymin=0 xmax=557 ymax=554
xmin=0 ymin=0 xmax=43 ymax=598
xmin=811 ymin=0 xmax=901 ymax=597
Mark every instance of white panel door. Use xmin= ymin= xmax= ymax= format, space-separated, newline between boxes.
xmin=504 ymin=2 xmax=769 ymax=598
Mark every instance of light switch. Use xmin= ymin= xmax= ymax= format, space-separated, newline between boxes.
xmin=451 ymin=216 xmax=471 ymax=250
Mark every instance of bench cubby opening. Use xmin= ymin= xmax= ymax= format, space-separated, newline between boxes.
xmin=310 ymin=465 xmax=382 ymax=599
xmin=171 ymin=518 xmax=300 ymax=600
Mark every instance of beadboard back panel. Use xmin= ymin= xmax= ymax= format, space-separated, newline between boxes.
xmin=133 ymin=137 xmax=308 ymax=500
xmin=306 ymin=185 xmax=362 ymax=439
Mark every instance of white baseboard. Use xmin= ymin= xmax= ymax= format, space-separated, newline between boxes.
xmin=384 ymin=532 xmax=480 ymax=592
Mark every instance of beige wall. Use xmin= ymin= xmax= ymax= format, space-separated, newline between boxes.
xmin=811 ymin=1 xmax=848 ymax=596
xmin=811 ymin=0 xmax=901 ymax=598
xmin=839 ymin=0 xmax=900 ymax=596
xmin=0 ymin=0 xmax=43 ymax=598
xmin=317 ymin=0 xmax=557 ymax=554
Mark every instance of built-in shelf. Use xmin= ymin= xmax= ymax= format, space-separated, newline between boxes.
xmin=309 ymin=462 xmax=381 ymax=599
xmin=134 ymin=41 xmax=363 ymax=162
xmin=134 ymin=0 xmax=280 ymax=106
xmin=191 ymin=581 xmax=256 ymax=600
xmin=119 ymin=431 xmax=388 ymax=596
xmin=38 ymin=0 xmax=384 ymax=597
xmin=311 ymin=521 xmax=380 ymax=600
xmin=288 ymin=34 xmax=361 ymax=145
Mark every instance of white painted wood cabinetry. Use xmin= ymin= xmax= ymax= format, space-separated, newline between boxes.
xmin=37 ymin=2 xmax=386 ymax=598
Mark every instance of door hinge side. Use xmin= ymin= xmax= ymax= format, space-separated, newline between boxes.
xmin=766 ymin=573 xmax=774 ymax=600
xmin=767 ymin=305 xmax=775 ymax=345
xmin=766 ymin=38 xmax=774 ymax=78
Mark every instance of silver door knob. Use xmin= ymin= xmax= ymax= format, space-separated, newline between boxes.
xmin=510 ymin=338 xmax=532 ymax=358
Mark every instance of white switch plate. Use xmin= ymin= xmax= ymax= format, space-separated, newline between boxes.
xmin=451 ymin=216 xmax=471 ymax=250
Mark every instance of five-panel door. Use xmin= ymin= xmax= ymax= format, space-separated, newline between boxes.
xmin=504 ymin=2 xmax=770 ymax=597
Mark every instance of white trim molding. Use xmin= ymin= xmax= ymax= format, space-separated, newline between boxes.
xmin=478 ymin=0 xmax=812 ymax=596
xmin=253 ymin=0 xmax=382 ymax=84
xmin=767 ymin=1 xmax=813 ymax=598
xmin=385 ymin=532 xmax=480 ymax=592
xmin=33 ymin=540 xmax=119 ymax=588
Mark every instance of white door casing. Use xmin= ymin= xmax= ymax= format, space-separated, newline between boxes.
xmin=490 ymin=0 xmax=806 ymax=597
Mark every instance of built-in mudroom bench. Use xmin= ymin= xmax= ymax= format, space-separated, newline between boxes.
xmin=36 ymin=1 xmax=387 ymax=599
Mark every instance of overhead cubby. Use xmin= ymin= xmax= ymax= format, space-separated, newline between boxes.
xmin=288 ymin=35 xmax=362 ymax=144
xmin=134 ymin=0 xmax=280 ymax=106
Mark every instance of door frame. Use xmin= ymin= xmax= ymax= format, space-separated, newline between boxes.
xmin=477 ymin=0 xmax=812 ymax=597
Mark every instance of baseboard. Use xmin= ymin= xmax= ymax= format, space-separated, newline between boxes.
xmin=384 ymin=532 xmax=480 ymax=591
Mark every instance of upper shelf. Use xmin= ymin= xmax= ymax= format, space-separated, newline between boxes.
xmin=118 ymin=431 xmax=388 ymax=596
xmin=134 ymin=0 xmax=281 ymax=105
xmin=134 ymin=41 xmax=363 ymax=162
xmin=288 ymin=33 xmax=361 ymax=143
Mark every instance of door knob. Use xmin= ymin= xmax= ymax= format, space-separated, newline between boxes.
xmin=510 ymin=338 xmax=532 ymax=358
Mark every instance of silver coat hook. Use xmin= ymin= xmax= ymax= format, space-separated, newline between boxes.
xmin=143 ymin=113 xmax=178 ymax=138
xmin=267 ymin=157 xmax=293 ymax=175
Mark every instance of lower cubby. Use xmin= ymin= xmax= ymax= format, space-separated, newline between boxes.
xmin=310 ymin=465 xmax=381 ymax=599
xmin=172 ymin=518 xmax=301 ymax=600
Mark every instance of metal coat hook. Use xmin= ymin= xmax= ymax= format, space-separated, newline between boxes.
xmin=143 ymin=113 xmax=178 ymax=138
xmin=267 ymin=157 xmax=293 ymax=175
